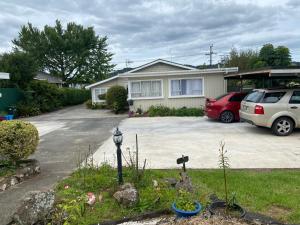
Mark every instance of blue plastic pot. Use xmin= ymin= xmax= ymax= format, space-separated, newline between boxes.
xmin=172 ymin=202 xmax=202 ymax=218
xmin=4 ymin=115 xmax=14 ymax=120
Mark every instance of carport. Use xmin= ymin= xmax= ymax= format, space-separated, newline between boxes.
xmin=225 ymin=69 xmax=300 ymax=92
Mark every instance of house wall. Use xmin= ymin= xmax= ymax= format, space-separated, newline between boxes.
xmin=91 ymin=77 xmax=128 ymax=103
xmin=128 ymin=73 xmax=225 ymax=111
xmin=132 ymin=62 xmax=188 ymax=73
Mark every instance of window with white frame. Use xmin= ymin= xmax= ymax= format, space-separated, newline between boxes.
xmin=94 ymin=88 xmax=107 ymax=101
xmin=130 ymin=80 xmax=162 ymax=99
xmin=170 ymin=78 xmax=203 ymax=97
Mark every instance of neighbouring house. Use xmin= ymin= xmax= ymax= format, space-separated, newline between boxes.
xmin=35 ymin=72 xmax=64 ymax=87
xmin=86 ymin=59 xmax=238 ymax=111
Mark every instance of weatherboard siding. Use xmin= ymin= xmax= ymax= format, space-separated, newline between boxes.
xmin=91 ymin=77 xmax=127 ymax=103
xmin=129 ymin=73 xmax=225 ymax=111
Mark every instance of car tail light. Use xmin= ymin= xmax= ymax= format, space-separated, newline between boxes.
xmin=254 ymin=105 xmax=264 ymax=115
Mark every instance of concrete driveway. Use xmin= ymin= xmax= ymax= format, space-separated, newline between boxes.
xmin=0 ymin=105 xmax=126 ymax=225
xmin=93 ymin=117 xmax=300 ymax=169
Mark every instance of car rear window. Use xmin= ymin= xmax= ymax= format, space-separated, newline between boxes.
xmin=215 ymin=93 xmax=228 ymax=101
xmin=244 ymin=91 xmax=264 ymax=103
xmin=262 ymin=92 xmax=286 ymax=103
xmin=229 ymin=94 xmax=246 ymax=102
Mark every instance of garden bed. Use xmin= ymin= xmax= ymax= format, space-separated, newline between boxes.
xmin=52 ymin=166 xmax=300 ymax=225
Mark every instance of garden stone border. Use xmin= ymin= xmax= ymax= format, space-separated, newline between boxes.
xmin=0 ymin=159 xmax=40 ymax=192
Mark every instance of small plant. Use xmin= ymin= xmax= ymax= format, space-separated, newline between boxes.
xmin=175 ymin=190 xmax=196 ymax=211
xmin=219 ymin=141 xmax=239 ymax=213
xmin=136 ymin=107 xmax=143 ymax=115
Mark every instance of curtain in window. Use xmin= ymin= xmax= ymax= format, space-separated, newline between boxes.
xmin=171 ymin=79 xmax=203 ymax=96
xmin=152 ymin=81 xmax=161 ymax=96
xmin=171 ymin=80 xmax=181 ymax=96
xmin=131 ymin=82 xmax=141 ymax=98
xmin=141 ymin=81 xmax=151 ymax=97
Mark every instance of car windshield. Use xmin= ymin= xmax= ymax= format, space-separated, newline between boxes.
xmin=244 ymin=91 xmax=264 ymax=103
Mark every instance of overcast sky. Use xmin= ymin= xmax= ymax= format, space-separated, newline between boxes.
xmin=0 ymin=0 xmax=299 ymax=69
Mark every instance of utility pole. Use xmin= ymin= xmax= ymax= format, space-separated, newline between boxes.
xmin=205 ymin=44 xmax=216 ymax=67
xmin=125 ymin=59 xmax=133 ymax=68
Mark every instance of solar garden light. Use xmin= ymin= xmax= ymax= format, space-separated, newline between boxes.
xmin=113 ymin=127 xmax=123 ymax=185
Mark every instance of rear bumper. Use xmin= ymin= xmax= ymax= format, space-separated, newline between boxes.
xmin=239 ymin=110 xmax=270 ymax=127
xmin=205 ymin=108 xmax=219 ymax=119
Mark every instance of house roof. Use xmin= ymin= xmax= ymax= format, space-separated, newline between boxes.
xmin=85 ymin=58 xmax=238 ymax=89
xmin=35 ymin=72 xmax=64 ymax=84
xmin=85 ymin=75 xmax=119 ymax=89
xmin=0 ymin=72 xmax=9 ymax=80
xmin=126 ymin=59 xmax=197 ymax=73
xmin=224 ymin=68 xmax=300 ymax=79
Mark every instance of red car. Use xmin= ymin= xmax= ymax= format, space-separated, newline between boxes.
xmin=205 ymin=92 xmax=247 ymax=123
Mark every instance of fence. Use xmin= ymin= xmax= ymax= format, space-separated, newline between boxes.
xmin=0 ymin=88 xmax=24 ymax=112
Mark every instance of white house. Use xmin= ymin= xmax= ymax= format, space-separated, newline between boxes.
xmin=86 ymin=59 xmax=238 ymax=111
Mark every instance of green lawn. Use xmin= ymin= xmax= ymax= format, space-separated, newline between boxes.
xmin=54 ymin=166 xmax=300 ymax=225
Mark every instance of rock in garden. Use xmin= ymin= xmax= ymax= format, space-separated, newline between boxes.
xmin=175 ymin=172 xmax=193 ymax=192
xmin=12 ymin=190 xmax=55 ymax=225
xmin=164 ymin=178 xmax=177 ymax=187
xmin=113 ymin=183 xmax=138 ymax=207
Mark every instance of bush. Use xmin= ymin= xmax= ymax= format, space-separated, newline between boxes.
xmin=26 ymin=80 xmax=62 ymax=112
xmin=106 ymin=85 xmax=128 ymax=113
xmin=85 ymin=100 xmax=107 ymax=110
xmin=0 ymin=120 xmax=39 ymax=164
xmin=148 ymin=106 xmax=204 ymax=117
xmin=98 ymin=93 xmax=106 ymax=101
xmin=16 ymin=102 xmax=40 ymax=117
xmin=60 ymin=88 xmax=90 ymax=106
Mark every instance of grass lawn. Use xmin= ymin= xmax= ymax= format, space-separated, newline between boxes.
xmin=54 ymin=166 xmax=300 ymax=225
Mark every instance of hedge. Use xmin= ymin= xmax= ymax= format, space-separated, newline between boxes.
xmin=106 ymin=85 xmax=128 ymax=113
xmin=16 ymin=80 xmax=90 ymax=117
xmin=148 ymin=105 xmax=204 ymax=117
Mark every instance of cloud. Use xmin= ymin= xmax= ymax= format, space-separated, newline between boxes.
xmin=0 ymin=0 xmax=299 ymax=68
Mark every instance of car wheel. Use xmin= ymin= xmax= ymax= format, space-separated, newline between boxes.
xmin=272 ymin=117 xmax=294 ymax=136
xmin=220 ymin=111 xmax=234 ymax=123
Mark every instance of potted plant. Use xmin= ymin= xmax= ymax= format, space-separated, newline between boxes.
xmin=172 ymin=190 xmax=202 ymax=218
xmin=208 ymin=142 xmax=246 ymax=218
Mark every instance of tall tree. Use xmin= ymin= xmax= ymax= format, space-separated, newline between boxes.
xmin=259 ymin=44 xmax=275 ymax=66
xmin=13 ymin=20 xmax=114 ymax=84
xmin=273 ymin=46 xmax=291 ymax=67
xmin=223 ymin=48 xmax=260 ymax=71
xmin=0 ymin=51 xmax=38 ymax=88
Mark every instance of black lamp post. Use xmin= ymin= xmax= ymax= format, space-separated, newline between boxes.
xmin=113 ymin=127 xmax=123 ymax=185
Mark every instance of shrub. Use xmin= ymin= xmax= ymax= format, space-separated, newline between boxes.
xmin=16 ymin=102 xmax=40 ymax=117
xmin=85 ymin=100 xmax=107 ymax=110
xmin=60 ymin=88 xmax=90 ymax=106
xmin=0 ymin=120 xmax=39 ymax=164
xmin=148 ymin=106 xmax=204 ymax=117
xmin=16 ymin=81 xmax=91 ymax=117
xmin=26 ymin=80 xmax=62 ymax=112
xmin=98 ymin=93 xmax=106 ymax=101
xmin=106 ymin=85 xmax=128 ymax=113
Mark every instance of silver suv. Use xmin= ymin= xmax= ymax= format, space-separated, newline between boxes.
xmin=239 ymin=89 xmax=300 ymax=136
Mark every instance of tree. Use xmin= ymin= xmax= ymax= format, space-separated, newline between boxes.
xmin=259 ymin=44 xmax=275 ymax=66
xmin=259 ymin=44 xmax=291 ymax=67
xmin=274 ymin=46 xmax=291 ymax=67
xmin=0 ymin=51 xmax=38 ymax=88
xmin=13 ymin=20 xmax=114 ymax=85
xmin=223 ymin=48 xmax=260 ymax=71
